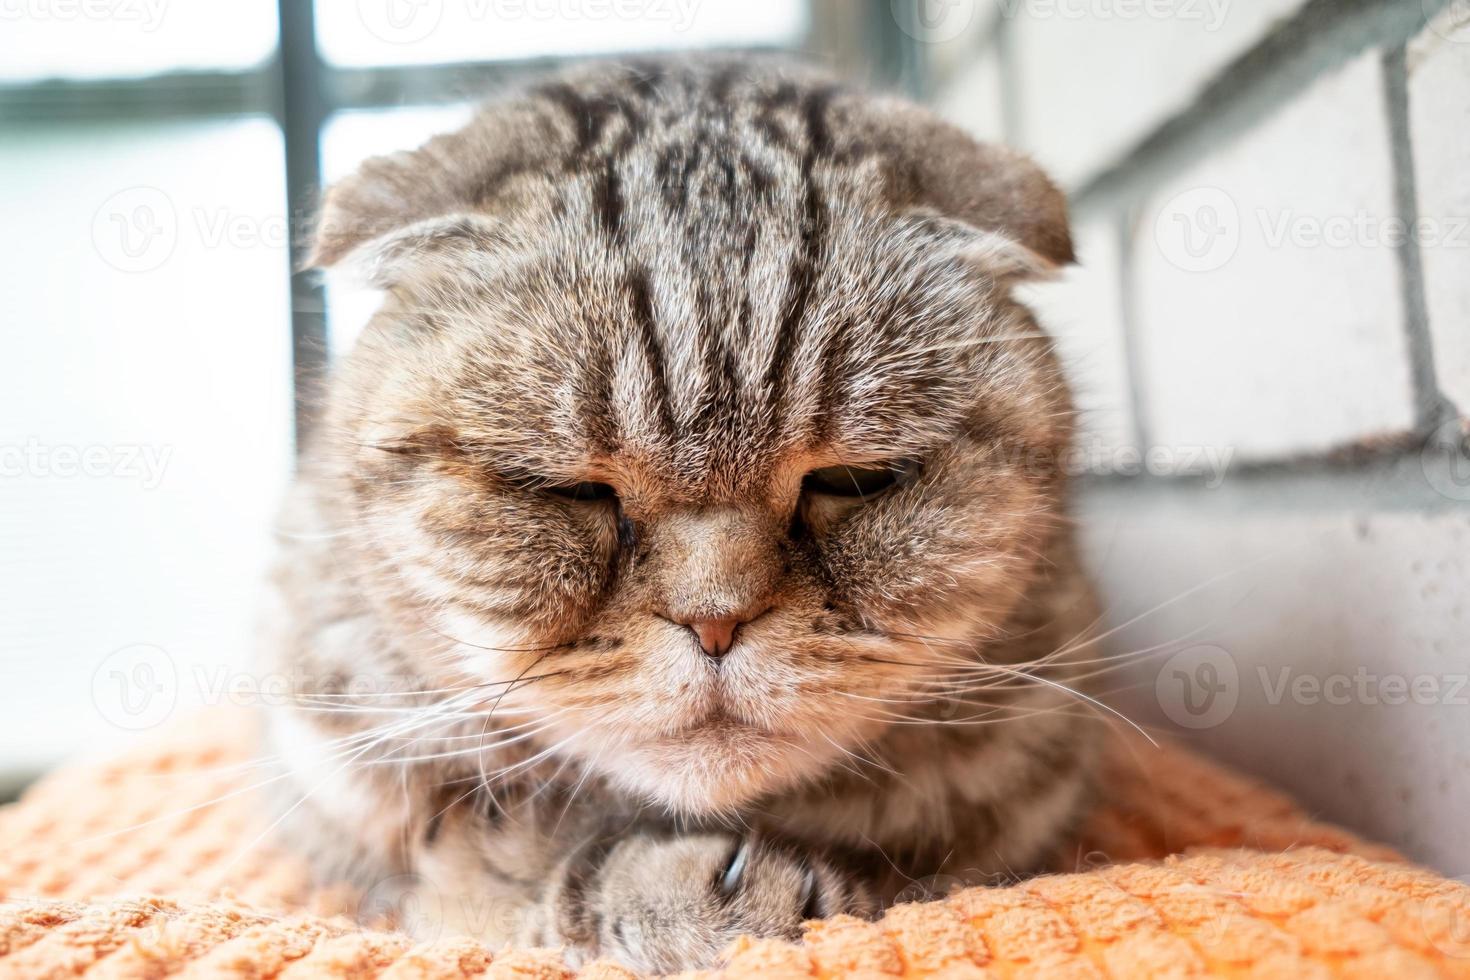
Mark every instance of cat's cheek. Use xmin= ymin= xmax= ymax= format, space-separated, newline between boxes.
xmin=823 ymin=490 xmax=1041 ymax=632
xmin=433 ymin=607 xmax=532 ymax=676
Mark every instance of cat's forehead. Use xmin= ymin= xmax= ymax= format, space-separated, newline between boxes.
xmin=384 ymin=62 xmax=1037 ymax=496
xmin=426 ymin=208 xmax=1007 ymax=499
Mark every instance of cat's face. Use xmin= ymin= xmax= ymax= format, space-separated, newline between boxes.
xmin=313 ymin=61 xmax=1075 ymax=815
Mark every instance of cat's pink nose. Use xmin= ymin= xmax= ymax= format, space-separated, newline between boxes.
xmin=681 ymin=616 xmax=742 ymax=658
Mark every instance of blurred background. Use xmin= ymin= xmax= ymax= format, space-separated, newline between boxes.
xmin=2 ymin=0 xmax=1466 ymax=871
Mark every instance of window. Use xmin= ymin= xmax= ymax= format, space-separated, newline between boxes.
xmin=315 ymin=0 xmax=809 ymax=68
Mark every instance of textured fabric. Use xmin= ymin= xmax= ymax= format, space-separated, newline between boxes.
xmin=2 ymin=712 xmax=1467 ymax=978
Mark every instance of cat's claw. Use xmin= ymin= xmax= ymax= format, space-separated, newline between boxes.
xmin=542 ymin=831 xmax=867 ymax=974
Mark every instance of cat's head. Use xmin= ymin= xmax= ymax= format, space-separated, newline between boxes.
xmin=310 ymin=60 xmax=1076 ymax=814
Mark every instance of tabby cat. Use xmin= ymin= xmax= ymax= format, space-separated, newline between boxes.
xmin=261 ymin=57 xmax=1101 ymax=974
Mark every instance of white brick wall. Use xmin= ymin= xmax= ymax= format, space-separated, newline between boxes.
xmin=1409 ymin=12 xmax=1470 ymax=411
xmin=1005 ymin=0 xmax=1309 ymax=187
xmin=933 ymin=39 xmax=1006 ymax=143
xmin=1132 ymin=52 xmax=1417 ymax=460
xmin=928 ymin=1 xmax=1470 ymax=871
xmin=1080 ymin=500 xmax=1470 ymax=872
xmin=1018 ymin=218 xmax=1136 ymax=451
xmin=919 ymin=0 xmax=1000 ymax=83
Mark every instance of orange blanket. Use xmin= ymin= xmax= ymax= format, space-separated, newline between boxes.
xmin=1 ymin=713 xmax=1466 ymax=978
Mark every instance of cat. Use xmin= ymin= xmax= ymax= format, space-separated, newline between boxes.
xmin=260 ymin=56 xmax=1101 ymax=974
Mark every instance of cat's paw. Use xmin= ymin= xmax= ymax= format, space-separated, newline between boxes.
xmin=543 ymin=832 xmax=869 ymax=974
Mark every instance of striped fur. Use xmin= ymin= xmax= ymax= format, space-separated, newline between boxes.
xmin=261 ymin=57 xmax=1100 ymax=973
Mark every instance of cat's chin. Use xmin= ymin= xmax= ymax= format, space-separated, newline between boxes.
xmin=608 ymin=724 xmax=829 ymax=815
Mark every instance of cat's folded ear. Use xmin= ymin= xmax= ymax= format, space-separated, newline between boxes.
xmin=863 ymin=96 xmax=1075 ymax=275
xmin=309 ymin=94 xmax=563 ymax=280
xmin=315 ymin=208 xmax=502 ymax=287
xmin=307 ymin=144 xmax=503 ymax=286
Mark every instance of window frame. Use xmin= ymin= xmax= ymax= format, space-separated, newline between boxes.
xmin=0 ymin=0 xmax=922 ymax=449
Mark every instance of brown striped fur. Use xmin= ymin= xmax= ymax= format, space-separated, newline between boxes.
xmin=260 ymin=57 xmax=1101 ymax=973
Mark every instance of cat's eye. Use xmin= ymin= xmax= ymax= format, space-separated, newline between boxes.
xmin=544 ymin=480 xmax=618 ymax=503
xmin=802 ymin=459 xmax=919 ymax=499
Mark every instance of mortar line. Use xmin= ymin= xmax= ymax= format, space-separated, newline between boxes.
xmin=1381 ymin=43 xmax=1455 ymax=431
xmin=1112 ymin=208 xmax=1153 ymax=451
xmin=1070 ymin=0 xmax=1454 ymax=214
xmin=993 ymin=10 xmax=1023 ymax=147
